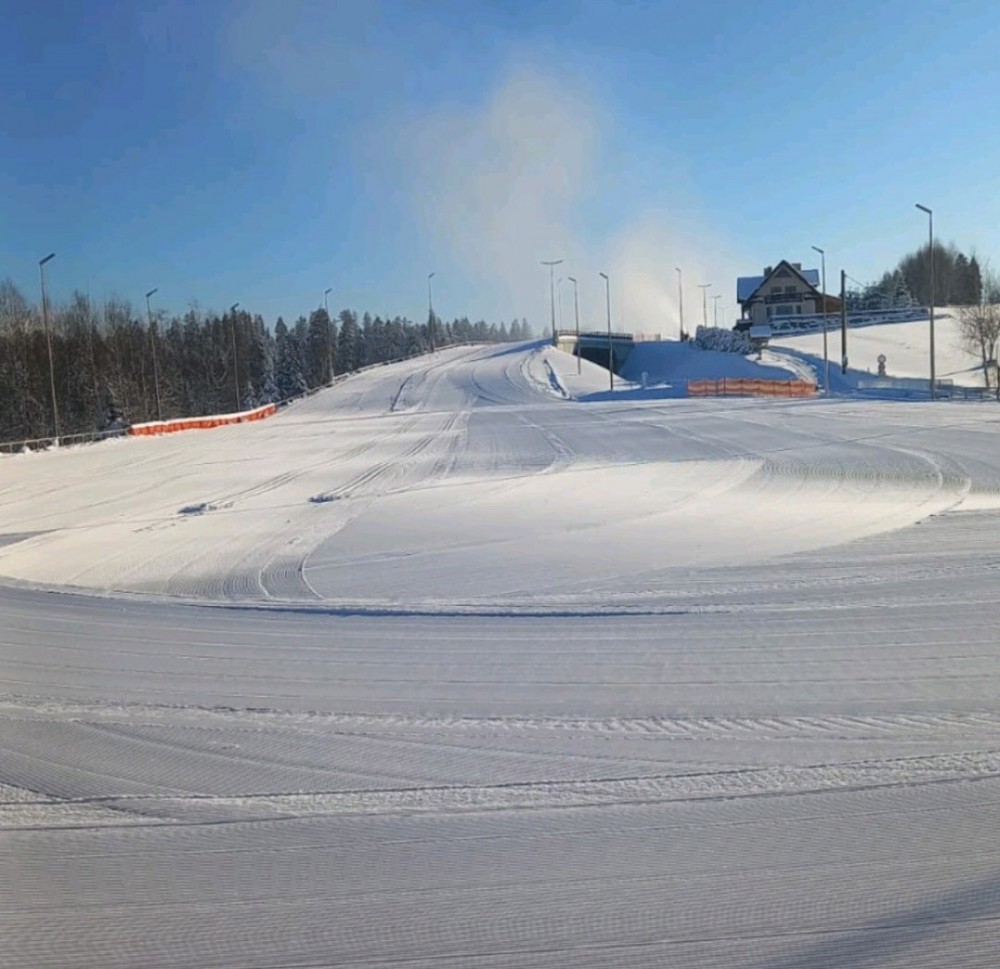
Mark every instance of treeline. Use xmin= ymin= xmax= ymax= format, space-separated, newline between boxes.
xmin=870 ymin=243 xmax=998 ymax=308
xmin=0 ymin=279 xmax=531 ymax=443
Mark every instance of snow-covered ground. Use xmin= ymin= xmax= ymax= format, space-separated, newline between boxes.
xmin=773 ymin=308 xmax=987 ymax=387
xmin=5 ymin=341 xmax=1000 ymax=967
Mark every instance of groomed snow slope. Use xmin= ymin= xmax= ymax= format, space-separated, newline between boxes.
xmin=5 ymin=342 xmax=1000 ymax=968
xmin=773 ymin=309 xmax=986 ymax=385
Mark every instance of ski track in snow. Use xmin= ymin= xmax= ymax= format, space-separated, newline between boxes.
xmin=5 ymin=343 xmax=1000 ymax=966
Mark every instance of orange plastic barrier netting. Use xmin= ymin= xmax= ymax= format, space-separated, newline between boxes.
xmin=687 ymin=379 xmax=817 ymax=398
xmin=127 ymin=403 xmax=278 ymax=437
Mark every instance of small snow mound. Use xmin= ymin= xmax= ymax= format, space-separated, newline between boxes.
xmin=179 ymin=502 xmax=219 ymax=516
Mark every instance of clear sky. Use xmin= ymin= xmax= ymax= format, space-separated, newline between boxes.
xmin=3 ymin=0 xmax=999 ymax=332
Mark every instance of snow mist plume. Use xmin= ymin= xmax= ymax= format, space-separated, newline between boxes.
xmin=403 ymin=62 xmax=743 ymax=334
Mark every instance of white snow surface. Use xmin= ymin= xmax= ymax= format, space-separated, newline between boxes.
xmin=5 ymin=342 xmax=1000 ymax=967
xmin=773 ymin=309 xmax=986 ymax=385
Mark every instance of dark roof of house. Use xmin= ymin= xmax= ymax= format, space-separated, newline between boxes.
xmin=737 ymin=262 xmax=820 ymax=303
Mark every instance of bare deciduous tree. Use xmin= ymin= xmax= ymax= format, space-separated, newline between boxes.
xmin=958 ymin=303 xmax=1000 ymax=389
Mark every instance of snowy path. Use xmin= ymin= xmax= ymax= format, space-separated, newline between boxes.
xmin=4 ymin=343 xmax=1000 ymax=966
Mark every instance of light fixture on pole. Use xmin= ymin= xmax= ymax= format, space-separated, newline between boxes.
xmin=811 ymin=245 xmax=829 ymax=394
xmin=541 ymin=259 xmax=563 ymax=343
xmin=426 ymin=272 xmax=436 ymax=353
xmin=230 ymin=302 xmax=241 ymax=412
xmin=675 ymin=267 xmax=684 ymax=340
xmin=698 ymin=283 xmax=711 ymax=328
xmin=145 ymin=287 xmax=162 ymax=421
xmin=567 ymin=276 xmax=581 ymax=375
xmin=599 ymin=271 xmax=613 ymax=392
xmin=38 ymin=253 xmax=59 ymax=443
xmin=916 ymin=204 xmax=936 ymax=399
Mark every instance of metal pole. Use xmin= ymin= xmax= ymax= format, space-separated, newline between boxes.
xmin=712 ymin=294 xmax=721 ymax=326
xmin=917 ymin=204 xmax=935 ymax=399
xmin=230 ymin=302 xmax=241 ymax=412
xmin=675 ymin=267 xmax=684 ymax=340
xmin=698 ymin=283 xmax=711 ymax=328
xmin=812 ymin=246 xmax=828 ymax=393
xmin=541 ymin=259 xmax=563 ymax=343
xmin=38 ymin=253 xmax=59 ymax=443
xmin=600 ymin=272 xmax=613 ymax=392
xmin=427 ymin=272 xmax=435 ymax=353
xmin=145 ymin=288 xmax=162 ymax=421
xmin=840 ymin=270 xmax=848 ymax=375
xmin=324 ymin=287 xmax=333 ymax=382
xmin=568 ymin=276 xmax=581 ymax=374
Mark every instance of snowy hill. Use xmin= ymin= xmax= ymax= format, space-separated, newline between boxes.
xmin=772 ymin=309 xmax=986 ymax=387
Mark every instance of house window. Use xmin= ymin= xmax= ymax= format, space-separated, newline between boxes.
xmin=774 ymin=305 xmax=794 ymax=316
xmin=784 ymin=285 xmax=796 ymax=294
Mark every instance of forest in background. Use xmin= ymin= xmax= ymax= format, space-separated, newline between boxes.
xmin=0 ymin=280 xmax=530 ymax=444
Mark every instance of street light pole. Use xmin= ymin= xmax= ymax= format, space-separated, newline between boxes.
xmin=145 ymin=288 xmax=162 ymax=421
xmin=38 ymin=253 xmax=59 ymax=443
xmin=675 ymin=267 xmax=684 ymax=340
xmin=324 ymin=287 xmax=334 ymax=383
xmin=230 ymin=302 xmax=241 ymax=412
xmin=712 ymin=293 xmax=721 ymax=327
xmin=427 ymin=272 xmax=436 ymax=353
xmin=811 ymin=245 xmax=829 ymax=394
xmin=698 ymin=283 xmax=711 ymax=328
xmin=916 ymin=204 xmax=935 ymax=399
xmin=567 ymin=276 xmax=581 ymax=375
xmin=599 ymin=271 xmax=613 ymax=392
xmin=541 ymin=259 xmax=563 ymax=343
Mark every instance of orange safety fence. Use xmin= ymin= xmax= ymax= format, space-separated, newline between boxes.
xmin=127 ymin=403 xmax=278 ymax=437
xmin=687 ymin=378 xmax=817 ymax=399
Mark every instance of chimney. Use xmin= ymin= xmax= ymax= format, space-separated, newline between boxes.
xmin=764 ymin=266 xmax=773 ymax=276
xmin=792 ymin=262 xmax=802 ymax=270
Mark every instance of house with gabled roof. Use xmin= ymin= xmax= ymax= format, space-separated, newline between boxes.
xmin=737 ymin=260 xmax=839 ymax=326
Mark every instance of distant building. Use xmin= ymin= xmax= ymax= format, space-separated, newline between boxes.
xmin=737 ymin=260 xmax=840 ymax=326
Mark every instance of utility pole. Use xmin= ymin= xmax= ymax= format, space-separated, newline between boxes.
xmin=698 ymin=283 xmax=711 ymax=328
xmin=916 ymin=204 xmax=935 ymax=399
xmin=600 ymin=271 xmax=613 ymax=392
xmin=567 ymin=276 xmax=581 ymax=374
xmin=811 ymin=245 xmax=829 ymax=394
xmin=712 ymin=293 xmax=721 ymax=327
xmin=541 ymin=259 xmax=563 ymax=343
xmin=427 ymin=272 xmax=436 ymax=353
xmin=38 ymin=253 xmax=59 ymax=443
xmin=324 ymin=287 xmax=333 ymax=382
xmin=840 ymin=271 xmax=848 ymax=375
xmin=145 ymin=288 xmax=162 ymax=421
xmin=230 ymin=303 xmax=241 ymax=412
xmin=675 ymin=267 xmax=684 ymax=340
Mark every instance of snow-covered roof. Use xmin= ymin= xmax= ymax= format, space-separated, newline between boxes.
xmin=737 ymin=276 xmax=765 ymax=301
xmin=737 ymin=265 xmax=821 ymax=303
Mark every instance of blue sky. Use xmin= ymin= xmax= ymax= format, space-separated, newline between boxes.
xmin=3 ymin=0 xmax=999 ymax=331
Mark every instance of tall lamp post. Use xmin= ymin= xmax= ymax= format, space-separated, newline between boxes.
xmin=811 ymin=245 xmax=829 ymax=393
xmin=145 ymin=287 xmax=163 ymax=421
xmin=567 ymin=276 xmax=581 ymax=374
xmin=698 ymin=282 xmax=712 ymax=328
xmin=712 ymin=293 xmax=721 ymax=326
xmin=675 ymin=267 xmax=684 ymax=340
xmin=230 ymin=302 xmax=241 ymax=412
xmin=599 ymin=271 xmax=613 ymax=392
xmin=38 ymin=253 xmax=59 ymax=443
xmin=916 ymin=203 xmax=936 ymax=399
xmin=427 ymin=272 xmax=436 ymax=353
xmin=324 ymin=287 xmax=334 ymax=382
xmin=541 ymin=259 xmax=563 ymax=342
